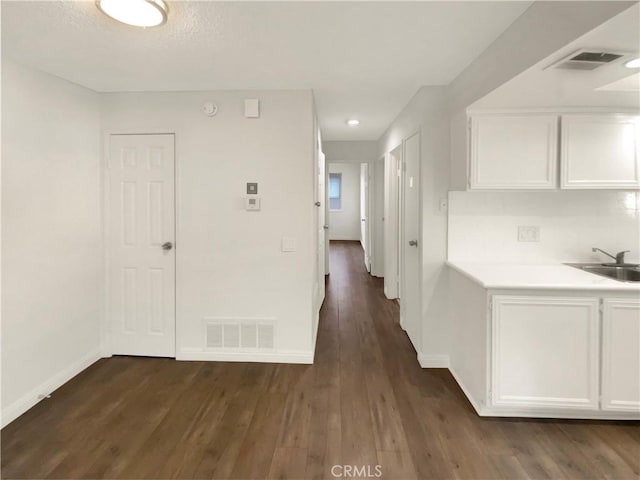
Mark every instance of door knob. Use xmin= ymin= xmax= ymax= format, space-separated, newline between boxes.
xmin=162 ymin=242 xmax=173 ymax=251
xmin=315 ymin=201 xmax=321 ymax=207
xmin=323 ymin=225 xmax=329 ymax=229
xmin=408 ymin=240 xmax=418 ymax=247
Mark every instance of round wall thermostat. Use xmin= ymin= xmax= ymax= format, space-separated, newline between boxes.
xmin=202 ymin=101 xmax=218 ymax=117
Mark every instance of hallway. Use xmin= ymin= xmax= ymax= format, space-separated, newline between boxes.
xmin=2 ymin=241 xmax=639 ymax=479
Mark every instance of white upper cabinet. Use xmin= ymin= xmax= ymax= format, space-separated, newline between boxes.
xmin=469 ymin=115 xmax=558 ymax=190
xmin=561 ymin=114 xmax=640 ymax=189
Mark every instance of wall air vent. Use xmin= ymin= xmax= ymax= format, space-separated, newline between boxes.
xmin=547 ymin=49 xmax=627 ymax=71
xmin=204 ymin=318 xmax=275 ymax=350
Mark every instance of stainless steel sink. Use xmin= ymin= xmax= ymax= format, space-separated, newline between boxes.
xmin=567 ymin=263 xmax=640 ymax=283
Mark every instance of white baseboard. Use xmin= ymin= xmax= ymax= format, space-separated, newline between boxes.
xmin=1 ymin=348 xmax=101 ymax=428
xmin=476 ymin=405 xmax=640 ymax=420
xmin=177 ymin=349 xmax=314 ymax=364
xmin=417 ymin=353 xmax=450 ymax=368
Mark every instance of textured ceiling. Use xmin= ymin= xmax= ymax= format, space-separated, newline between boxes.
xmin=2 ymin=1 xmax=532 ymax=140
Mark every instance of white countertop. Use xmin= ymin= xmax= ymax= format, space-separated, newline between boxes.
xmin=447 ymin=261 xmax=640 ymax=292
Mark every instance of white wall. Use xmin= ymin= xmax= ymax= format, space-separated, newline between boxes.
xmin=1 ymin=60 xmax=102 ymax=426
xmin=378 ymin=87 xmax=450 ymax=364
xmin=448 ymin=191 xmax=640 ymax=264
xmin=100 ymin=90 xmax=315 ymax=362
xmin=328 ymin=163 xmax=360 ymax=241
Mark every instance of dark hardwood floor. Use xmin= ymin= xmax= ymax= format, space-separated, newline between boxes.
xmin=2 ymin=240 xmax=639 ymax=479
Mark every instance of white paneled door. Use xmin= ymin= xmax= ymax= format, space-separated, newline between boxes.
xmin=401 ymin=133 xmax=421 ymax=351
xmin=384 ymin=145 xmax=402 ymax=299
xmin=360 ymin=163 xmax=370 ymax=272
xmin=316 ymin=149 xmax=326 ymax=308
xmin=107 ymin=134 xmax=176 ymax=357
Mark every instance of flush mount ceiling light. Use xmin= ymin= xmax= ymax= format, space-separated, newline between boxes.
xmin=346 ymin=119 xmax=360 ymax=126
xmin=96 ymin=0 xmax=168 ymax=28
xmin=624 ymin=58 xmax=640 ymax=69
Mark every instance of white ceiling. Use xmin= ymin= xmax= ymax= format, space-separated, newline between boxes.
xmin=472 ymin=3 xmax=640 ymax=110
xmin=1 ymin=1 xmax=533 ymax=140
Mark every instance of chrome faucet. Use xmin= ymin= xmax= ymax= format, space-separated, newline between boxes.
xmin=592 ymin=247 xmax=631 ymax=265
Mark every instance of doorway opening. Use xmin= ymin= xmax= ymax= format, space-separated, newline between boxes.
xmin=326 ymin=161 xmax=374 ymax=276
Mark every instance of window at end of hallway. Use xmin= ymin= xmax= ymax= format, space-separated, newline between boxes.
xmin=329 ymin=173 xmax=342 ymax=211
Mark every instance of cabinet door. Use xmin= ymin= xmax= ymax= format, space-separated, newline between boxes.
xmin=561 ymin=114 xmax=640 ymax=189
xmin=491 ymin=295 xmax=599 ymax=410
xmin=602 ymin=299 xmax=640 ymax=412
xmin=469 ymin=115 xmax=558 ymax=190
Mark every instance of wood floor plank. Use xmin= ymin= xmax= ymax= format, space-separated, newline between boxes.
xmin=154 ymin=363 xmax=247 ymax=479
xmin=501 ymin=420 xmax=566 ymax=480
xmin=306 ymin=293 xmax=342 ymax=480
xmin=2 ymin=357 xmax=166 ymax=479
xmin=597 ymin=424 xmax=640 ymax=476
xmin=228 ymin=365 xmax=293 ymax=479
xmin=377 ymin=449 xmax=418 ymax=480
xmin=559 ymin=422 xmax=639 ymax=480
xmin=337 ymin=285 xmax=379 ymax=468
xmin=2 ymin=241 xmax=639 ymax=480
xmin=486 ymin=454 xmax=530 ymax=480
xmin=101 ymin=361 xmax=208 ymax=479
xmin=534 ymin=423 xmax=604 ymax=480
xmin=268 ymin=447 xmax=308 ymax=480
xmin=192 ymin=363 xmax=274 ymax=479
xmin=277 ymin=365 xmax=314 ymax=449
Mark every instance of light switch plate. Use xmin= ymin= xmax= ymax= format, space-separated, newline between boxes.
xmin=518 ymin=226 xmax=540 ymax=242
xmin=281 ymin=237 xmax=296 ymax=252
xmin=245 ymin=99 xmax=260 ymax=118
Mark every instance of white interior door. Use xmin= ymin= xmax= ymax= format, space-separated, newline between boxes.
xmin=317 ymin=149 xmax=326 ymax=305
xmin=371 ymin=157 xmax=385 ymax=277
xmin=384 ymin=145 xmax=402 ymax=299
xmin=106 ymin=134 xmax=176 ymax=357
xmin=360 ymin=163 xmax=370 ymax=272
xmin=324 ymin=162 xmax=330 ymax=276
xmin=401 ymin=133 xmax=421 ymax=351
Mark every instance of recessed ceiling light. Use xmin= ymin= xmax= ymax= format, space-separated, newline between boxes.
xmin=347 ymin=119 xmax=360 ymax=126
xmin=96 ymin=0 xmax=168 ymax=28
xmin=624 ymin=58 xmax=640 ymax=69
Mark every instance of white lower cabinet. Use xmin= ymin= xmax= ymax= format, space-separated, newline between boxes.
xmin=491 ymin=295 xmax=600 ymax=410
xmin=490 ymin=294 xmax=640 ymax=416
xmin=601 ymin=299 xmax=640 ymax=413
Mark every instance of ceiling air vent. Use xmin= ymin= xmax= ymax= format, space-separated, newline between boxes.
xmin=547 ymin=49 xmax=626 ymax=71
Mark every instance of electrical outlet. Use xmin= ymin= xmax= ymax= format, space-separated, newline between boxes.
xmin=518 ymin=226 xmax=540 ymax=242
